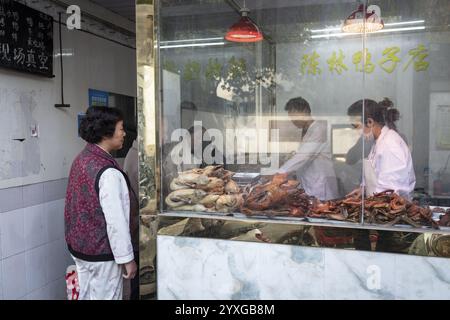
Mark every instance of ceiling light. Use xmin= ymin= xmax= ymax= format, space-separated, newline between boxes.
xmin=225 ymin=2 xmax=263 ymax=43
xmin=342 ymin=3 xmax=384 ymax=33
xmin=312 ymin=20 xmax=424 ymax=33
xmin=311 ymin=26 xmax=425 ymax=39
xmin=160 ymin=42 xmax=225 ymax=49
xmin=162 ymin=37 xmax=224 ymax=44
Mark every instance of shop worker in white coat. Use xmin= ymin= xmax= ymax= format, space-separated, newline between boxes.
xmin=277 ymin=97 xmax=340 ymax=201
xmin=347 ymin=99 xmax=416 ymax=200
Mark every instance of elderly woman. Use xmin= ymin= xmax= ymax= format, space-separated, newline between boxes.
xmin=65 ymin=106 xmax=138 ymax=300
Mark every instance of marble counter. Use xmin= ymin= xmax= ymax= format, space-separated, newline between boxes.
xmin=157 ymin=235 xmax=450 ymax=300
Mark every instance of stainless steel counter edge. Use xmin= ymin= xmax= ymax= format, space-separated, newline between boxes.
xmin=158 ymin=211 xmax=450 ymax=235
xmin=155 ymin=211 xmax=450 ymax=259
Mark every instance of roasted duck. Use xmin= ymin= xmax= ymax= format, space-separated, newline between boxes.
xmin=241 ymin=173 xmax=311 ymax=217
xmin=309 ymin=190 xmax=439 ymax=229
xmin=165 ymin=165 xmax=241 ymax=213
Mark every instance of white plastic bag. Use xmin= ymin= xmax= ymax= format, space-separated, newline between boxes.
xmin=65 ymin=265 xmax=80 ymax=300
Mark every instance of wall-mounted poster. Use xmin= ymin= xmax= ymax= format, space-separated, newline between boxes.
xmin=88 ymin=89 xmax=109 ymax=107
xmin=0 ymin=0 xmax=53 ymax=77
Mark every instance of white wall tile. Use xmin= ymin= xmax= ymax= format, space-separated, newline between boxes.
xmin=46 ymin=199 xmax=65 ymax=242
xmin=0 ymin=209 xmax=25 ymax=258
xmin=0 ymin=187 xmax=23 ymax=213
xmin=2 ymin=253 xmax=27 ymax=300
xmin=0 ymin=229 xmax=2 ymax=262
xmin=24 ymin=204 xmax=48 ymax=250
xmin=26 ymin=286 xmax=51 ymax=300
xmin=26 ymin=245 xmax=49 ymax=293
xmin=0 ymin=257 xmax=3 ymax=300
xmin=22 ymin=183 xmax=44 ymax=208
xmin=47 ymin=277 xmax=67 ymax=300
xmin=47 ymin=239 xmax=69 ymax=283
xmin=65 ymin=248 xmax=75 ymax=268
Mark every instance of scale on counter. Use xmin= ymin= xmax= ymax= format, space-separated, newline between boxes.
xmin=232 ymin=172 xmax=261 ymax=187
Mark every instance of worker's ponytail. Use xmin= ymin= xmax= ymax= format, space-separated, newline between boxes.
xmin=348 ymin=98 xmax=401 ymax=132
xmin=379 ymin=98 xmax=400 ymax=132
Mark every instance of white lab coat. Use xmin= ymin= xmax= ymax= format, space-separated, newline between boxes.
xmin=367 ymin=126 xmax=416 ymax=199
xmin=279 ymin=120 xmax=339 ymax=201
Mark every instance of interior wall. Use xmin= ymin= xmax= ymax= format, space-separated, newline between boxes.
xmin=0 ymin=1 xmax=137 ymax=300
xmin=0 ymin=19 xmax=136 ymax=189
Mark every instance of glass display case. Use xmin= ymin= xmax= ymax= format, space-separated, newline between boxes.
xmin=137 ymin=0 xmax=450 ymax=269
xmin=155 ymin=0 xmax=450 ymax=231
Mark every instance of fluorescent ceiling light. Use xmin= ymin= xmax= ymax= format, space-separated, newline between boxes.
xmin=54 ymin=53 xmax=74 ymax=57
xmin=376 ymin=25 xmax=426 ymax=33
xmin=311 ymin=27 xmax=341 ymax=33
xmin=311 ymin=20 xmax=425 ymax=33
xmin=160 ymin=42 xmax=225 ymax=49
xmin=161 ymin=37 xmax=224 ymax=44
xmin=311 ymin=26 xmax=425 ymax=39
xmin=385 ymin=20 xmax=424 ymax=26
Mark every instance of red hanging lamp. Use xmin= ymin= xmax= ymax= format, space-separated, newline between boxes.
xmin=225 ymin=2 xmax=263 ymax=43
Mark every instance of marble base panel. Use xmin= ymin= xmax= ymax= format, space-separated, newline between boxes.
xmin=157 ymin=235 xmax=450 ymax=300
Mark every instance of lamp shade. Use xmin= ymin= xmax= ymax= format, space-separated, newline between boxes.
xmin=225 ymin=9 xmax=263 ymax=42
xmin=342 ymin=4 xmax=384 ymax=33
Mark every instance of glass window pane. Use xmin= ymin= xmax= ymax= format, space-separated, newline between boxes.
xmin=159 ymin=0 xmax=372 ymax=226
xmin=361 ymin=0 xmax=449 ymax=229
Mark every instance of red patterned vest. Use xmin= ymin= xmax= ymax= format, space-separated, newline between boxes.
xmin=65 ymin=143 xmax=138 ymax=261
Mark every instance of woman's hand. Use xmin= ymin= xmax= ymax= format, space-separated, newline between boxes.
xmin=122 ymin=260 xmax=137 ymax=279
xmin=347 ymin=187 xmax=363 ymax=198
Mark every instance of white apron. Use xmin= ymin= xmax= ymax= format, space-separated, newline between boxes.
xmin=363 ymin=127 xmax=416 ymax=200
xmin=364 ymin=158 xmax=378 ymax=197
xmin=364 ymin=130 xmax=387 ymax=197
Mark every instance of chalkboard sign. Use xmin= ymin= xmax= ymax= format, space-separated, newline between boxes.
xmin=0 ymin=0 xmax=53 ymax=77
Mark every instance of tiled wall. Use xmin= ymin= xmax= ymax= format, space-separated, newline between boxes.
xmin=0 ymin=178 xmax=73 ymax=300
